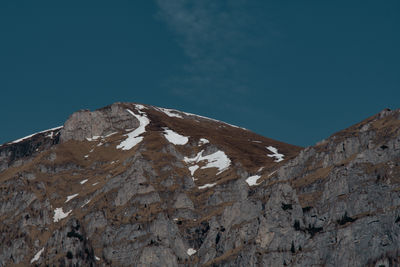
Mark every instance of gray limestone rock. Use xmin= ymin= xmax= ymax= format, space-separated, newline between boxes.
xmin=174 ymin=193 xmax=194 ymax=210
xmin=60 ymin=103 xmax=139 ymax=142
xmin=2 ymin=105 xmax=400 ymax=266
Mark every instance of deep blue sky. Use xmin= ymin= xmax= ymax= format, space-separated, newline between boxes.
xmin=1 ymin=1 xmax=399 ymax=146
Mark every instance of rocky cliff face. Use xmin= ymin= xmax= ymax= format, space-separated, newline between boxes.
xmin=0 ymin=103 xmax=399 ymax=266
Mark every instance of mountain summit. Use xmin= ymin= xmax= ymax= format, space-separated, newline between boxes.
xmin=1 ymin=103 xmax=399 ymax=266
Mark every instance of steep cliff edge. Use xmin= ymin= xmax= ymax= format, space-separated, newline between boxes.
xmin=0 ymin=103 xmax=399 ymax=266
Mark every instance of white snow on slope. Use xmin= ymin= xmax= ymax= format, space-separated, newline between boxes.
xmin=7 ymin=126 xmax=63 ymax=145
xmin=46 ymin=131 xmax=56 ymax=139
xmin=30 ymin=247 xmax=44 ymax=263
xmin=198 ymin=138 xmax=209 ymax=146
xmin=184 ymin=150 xmax=231 ymax=175
xmin=188 ymin=165 xmax=199 ymax=176
xmin=86 ymin=136 xmax=101 ymax=141
xmin=268 ymin=170 xmax=277 ymax=177
xmin=156 ymin=107 xmax=183 ymax=118
xmin=246 ymin=175 xmax=262 ymax=186
xmin=53 ymin=208 xmax=72 ymax=222
xmin=87 ymin=132 xmax=118 ymax=142
xmin=135 ymin=104 xmax=146 ymax=110
xmin=65 ymin=193 xmax=79 ymax=203
xmin=266 ymin=146 xmax=285 ymax=162
xmin=80 ymin=179 xmax=88 ymax=184
xmin=154 ymin=106 xmax=246 ymax=130
xmin=105 ymin=132 xmax=118 ymax=138
xmin=182 ymin=111 xmax=247 ymax=130
xmin=187 ymin=248 xmax=197 ymax=256
xmin=81 ymin=199 xmax=91 ymax=208
xmin=116 ymin=109 xmax=150 ymax=150
xmin=198 ymin=183 xmax=217 ymax=189
xmin=163 ymin=128 xmax=189 ymax=145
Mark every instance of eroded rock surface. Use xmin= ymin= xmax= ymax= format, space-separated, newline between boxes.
xmin=60 ymin=103 xmax=139 ymax=142
xmin=1 ymin=103 xmax=399 ymax=266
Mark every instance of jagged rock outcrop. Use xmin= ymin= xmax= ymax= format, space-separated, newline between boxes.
xmin=0 ymin=127 xmax=61 ymax=173
xmin=60 ymin=103 xmax=139 ymax=143
xmin=0 ymin=103 xmax=399 ymax=266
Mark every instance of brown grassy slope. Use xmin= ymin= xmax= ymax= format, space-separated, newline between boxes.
xmin=0 ymin=102 xmax=304 ymax=265
xmin=141 ymin=103 xmax=302 ymax=170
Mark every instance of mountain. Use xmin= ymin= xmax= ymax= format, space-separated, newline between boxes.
xmin=0 ymin=103 xmax=399 ymax=266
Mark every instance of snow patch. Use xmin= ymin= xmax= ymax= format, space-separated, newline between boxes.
xmin=81 ymin=199 xmax=91 ymax=208
xmin=116 ymin=109 xmax=150 ymax=150
xmin=188 ymin=165 xmax=199 ymax=176
xmin=53 ymin=208 xmax=72 ymax=222
xmin=135 ymin=104 xmax=146 ymax=111
xmin=154 ymin=106 xmax=246 ymax=130
xmin=7 ymin=126 xmax=63 ymax=145
xmin=30 ymin=247 xmax=44 ymax=263
xmin=163 ymin=128 xmax=189 ymax=145
xmin=65 ymin=193 xmax=79 ymax=203
xmin=245 ymin=175 xmax=262 ymax=186
xmin=80 ymin=179 xmax=88 ymax=184
xmin=86 ymin=135 xmax=101 ymax=141
xmin=184 ymin=150 xmax=231 ymax=175
xmin=266 ymin=146 xmax=285 ymax=162
xmin=198 ymin=138 xmax=209 ymax=146
xmin=182 ymin=111 xmax=247 ymax=130
xmin=105 ymin=132 xmax=118 ymax=138
xmin=156 ymin=107 xmax=184 ymax=118
xmin=46 ymin=131 xmax=56 ymax=139
xmin=187 ymin=248 xmax=197 ymax=256
xmin=198 ymin=183 xmax=217 ymax=189
xmin=268 ymin=170 xmax=277 ymax=177
xmin=87 ymin=132 xmax=117 ymax=142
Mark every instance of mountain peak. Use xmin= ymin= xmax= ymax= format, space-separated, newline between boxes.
xmin=1 ymin=104 xmax=399 ymax=266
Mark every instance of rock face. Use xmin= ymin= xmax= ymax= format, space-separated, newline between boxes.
xmin=60 ymin=103 xmax=139 ymax=142
xmin=0 ymin=103 xmax=399 ymax=266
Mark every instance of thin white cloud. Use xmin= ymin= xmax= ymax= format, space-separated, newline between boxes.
xmin=155 ymin=0 xmax=256 ymax=100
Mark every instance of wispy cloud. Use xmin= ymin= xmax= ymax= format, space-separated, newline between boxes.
xmin=155 ymin=0 xmax=259 ymax=105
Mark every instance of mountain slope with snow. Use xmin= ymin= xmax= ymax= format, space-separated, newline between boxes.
xmin=1 ymin=103 xmax=399 ymax=266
